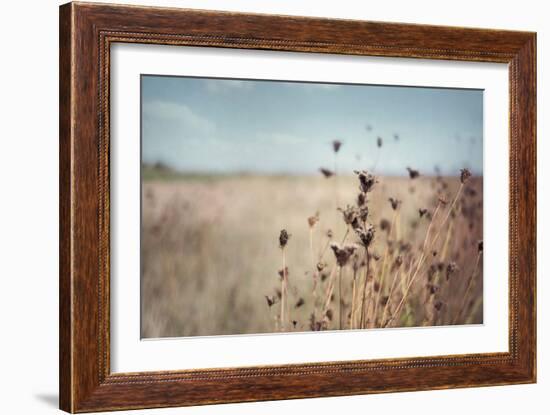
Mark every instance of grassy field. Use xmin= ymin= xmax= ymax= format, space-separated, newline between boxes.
xmin=141 ymin=170 xmax=483 ymax=338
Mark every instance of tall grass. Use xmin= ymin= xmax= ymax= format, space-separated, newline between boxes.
xmin=268 ymin=159 xmax=483 ymax=332
xmin=141 ymin=168 xmax=483 ymax=337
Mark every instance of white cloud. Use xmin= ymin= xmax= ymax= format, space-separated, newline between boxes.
xmin=205 ymin=79 xmax=254 ymax=94
xmin=315 ymin=83 xmax=341 ymax=90
xmin=280 ymin=82 xmax=341 ymax=92
xmin=142 ymin=100 xmax=215 ymax=134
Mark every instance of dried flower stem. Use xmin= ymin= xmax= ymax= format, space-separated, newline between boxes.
xmin=429 ymin=183 xmax=465 ymax=249
xmin=384 ymin=202 xmax=442 ymax=327
xmin=319 ymin=239 xmax=330 ymax=260
xmin=387 ymin=181 xmax=465 ymax=328
xmin=341 ymin=225 xmax=350 ymax=245
xmin=465 ymin=296 xmax=483 ymax=324
xmin=453 ymin=250 xmax=482 ymax=324
xmin=324 ymin=227 xmax=351 ymax=306
xmin=280 ymin=248 xmax=287 ymax=331
xmin=421 ymin=202 xmax=442 ymax=255
xmin=359 ymin=248 xmax=371 ymax=329
xmin=396 ymin=210 xmax=402 ymax=241
xmin=373 ymin=209 xmax=399 ymax=326
xmin=350 ymin=270 xmax=357 ymax=329
xmin=385 ymin=274 xmax=416 ymax=328
xmin=334 ymin=153 xmax=340 ymax=211
xmin=428 ymin=183 xmax=465 ymax=288
xmin=322 ymin=265 xmax=338 ymax=314
xmin=439 ymin=219 xmax=454 ymax=263
xmin=338 ymin=266 xmax=344 ymax=330
xmin=309 ymin=227 xmax=318 ymax=320
xmin=381 ymin=268 xmax=401 ymax=326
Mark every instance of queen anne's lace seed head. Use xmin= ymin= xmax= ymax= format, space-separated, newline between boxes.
xmin=354 ymin=170 xmax=376 ymax=193
xmin=279 ymin=229 xmax=290 ymax=248
xmin=460 ymin=168 xmax=472 ymax=184
xmin=330 ymin=243 xmax=358 ymax=267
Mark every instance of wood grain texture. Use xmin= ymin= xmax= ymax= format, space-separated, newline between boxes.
xmin=59 ymin=2 xmax=536 ymax=412
xmin=59 ymin=3 xmax=73 ymax=411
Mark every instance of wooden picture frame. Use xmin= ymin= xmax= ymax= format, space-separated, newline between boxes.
xmin=59 ymin=2 xmax=536 ymax=412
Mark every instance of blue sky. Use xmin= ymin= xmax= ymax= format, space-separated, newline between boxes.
xmin=141 ymin=75 xmax=483 ymax=176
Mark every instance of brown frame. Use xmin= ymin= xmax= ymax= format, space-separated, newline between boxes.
xmin=59 ymin=2 xmax=536 ymax=412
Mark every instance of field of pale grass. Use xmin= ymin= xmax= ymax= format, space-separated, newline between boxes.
xmin=141 ymin=173 xmax=483 ymax=338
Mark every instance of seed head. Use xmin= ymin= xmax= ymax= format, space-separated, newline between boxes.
xmin=278 ymin=267 xmax=289 ymax=280
xmin=319 ymin=167 xmax=334 ymax=178
xmin=379 ymin=218 xmax=391 ymax=233
xmin=446 ymin=262 xmax=459 ymax=280
xmin=399 ymin=241 xmax=412 ymax=253
xmin=265 ymin=295 xmax=276 ymax=307
xmin=332 ymin=140 xmax=342 ymax=153
xmin=426 ymin=284 xmax=440 ymax=295
xmin=394 ymin=255 xmax=403 ymax=268
xmin=355 ymin=224 xmax=375 ymax=248
xmin=388 ymin=197 xmax=400 ymax=211
xmin=326 ymin=229 xmax=333 ymax=239
xmin=460 ymin=168 xmax=472 ymax=184
xmin=316 ymin=262 xmax=326 ymax=272
xmin=330 ymin=243 xmax=358 ymax=267
xmin=311 ymin=320 xmax=325 ymax=331
xmin=279 ymin=229 xmax=290 ymax=248
xmin=391 ymin=255 xmax=403 ymax=272
xmin=434 ymin=300 xmax=444 ymax=311
xmin=419 ymin=208 xmax=428 ymax=218
xmin=307 ymin=212 xmax=320 ymax=228
xmin=478 ymin=240 xmax=483 ymax=253
xmin=295 ymin=298 xmax=305 ymax=308
xmin=354 ymin=170 xmax=376 ymax=193
xmin=406 ymin=167 xmax=420 ymax=179
xmin=338 ymin=205 xmax=358 ymax=226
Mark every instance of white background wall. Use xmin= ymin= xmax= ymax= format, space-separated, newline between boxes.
xmin=0 ymin=0 xmax=546 ymax=414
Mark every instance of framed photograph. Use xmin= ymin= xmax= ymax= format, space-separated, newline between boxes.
xmin=59 ymin=2 xmax=536 ymax=412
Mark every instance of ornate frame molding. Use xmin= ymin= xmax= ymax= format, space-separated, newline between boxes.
xmin=60 ymin=2 xmax=536 ymax=412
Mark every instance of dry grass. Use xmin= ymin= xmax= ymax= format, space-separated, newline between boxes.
xmin=141 ymin=172 xmax=483 ymax=338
